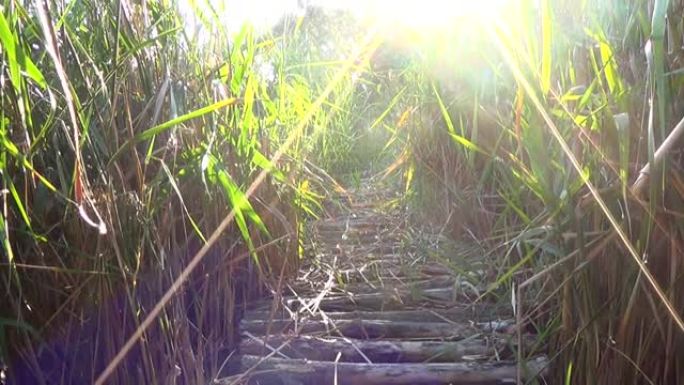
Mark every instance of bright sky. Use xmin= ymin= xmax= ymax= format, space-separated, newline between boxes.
xmin=182 ymin=0 xmax=512 ymax=36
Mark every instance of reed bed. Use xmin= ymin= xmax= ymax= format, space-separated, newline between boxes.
xmin=2 ymin=0 xmax=684 ymax=384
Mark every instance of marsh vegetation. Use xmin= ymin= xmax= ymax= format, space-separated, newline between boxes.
xmin=1 ymin=0 xmax=683 ymax=384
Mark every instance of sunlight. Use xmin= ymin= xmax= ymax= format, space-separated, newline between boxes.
xmin=351 ymin=0 xmax=513 ymax=30
xmin=181 ymin=0 xmax=514 ymax=37
xmin=179 ymin=0 xmax=301 ymax=36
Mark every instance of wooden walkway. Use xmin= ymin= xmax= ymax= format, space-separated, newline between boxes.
xmin=221 ymin=178 xmax=547 ymax=385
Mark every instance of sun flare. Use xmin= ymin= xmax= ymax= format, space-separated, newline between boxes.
xmin=354 ymin=0 xmax=513 ymax=30
xmin=181 ymin=0 xmax=514 ymax=37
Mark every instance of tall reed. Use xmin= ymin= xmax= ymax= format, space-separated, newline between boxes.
xmin=377 ymin=0 xmax=684 ymax=383
xmin=0 ymin=2 xmax=367 ymax=383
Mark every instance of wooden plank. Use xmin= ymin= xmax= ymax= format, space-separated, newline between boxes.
xmin=240 ymin=335 xmax=523 ymax=363
xmin=243 ymin=307 xmax=511 ymax=324
xmin=248 ymin=284 xmax=487 ymax=312
xmin=281 ymin=275 xmax=460 ymax=299
xmin=226 ymin=355 xmax=548 ymax=385
xmin=241 ymin=318 xmax=481 ymax=339
xmin=314 ymin=218 xmax=388 ymax=230
xmin=283 ymin=287 xmax=473 ymax=311
xmin=337 ymin=275 xmax=457 ymax=293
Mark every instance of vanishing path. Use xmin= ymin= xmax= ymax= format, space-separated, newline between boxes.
xmin=222 ymin=177 xmax=547 ymax=385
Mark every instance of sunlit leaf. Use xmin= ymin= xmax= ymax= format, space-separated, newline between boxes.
xmin=135 ymin=97 xmax=239 ymax=142
xmin=540 ymin=0 xmax=552 ymax=95
xmin=252 ymin=149 xmax=285 ymax=182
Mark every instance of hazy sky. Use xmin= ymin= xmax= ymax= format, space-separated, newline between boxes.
xmin=180 ymin=0 xmax=511 ymax=35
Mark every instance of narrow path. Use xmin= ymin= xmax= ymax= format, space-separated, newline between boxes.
xmin=223 ymin=177 xmax=547 ymax=385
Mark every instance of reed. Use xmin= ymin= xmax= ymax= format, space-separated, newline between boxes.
xmin=382 ymin=0 xmax=684 ymax=383
xmin=2 ymin=0 xmax=684 ymax=384
xmin=0 ymin=2 xmax=368 ymax=383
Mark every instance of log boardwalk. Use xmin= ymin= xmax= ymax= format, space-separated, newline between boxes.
xmin=222 ymin=177 xmax=548 ymax=385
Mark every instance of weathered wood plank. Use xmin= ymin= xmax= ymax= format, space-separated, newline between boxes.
xmin=243 ymin=307 xmax=510 ymax=323
xmin=351 ymin=263 xmax=455 ymax=278
xmin=240 ymin=318 xmax=504 ymax=339
xmin=240 ymin=335 xmax=524 ymax=362
xmin=229 ymin=182 xmax=547 ymax=385
xmin=225 ymin=355 xmax=548 ymax=385
xmin=281 ymin=275 xmax=462 ymax=300
xmin=250 ymin=286 xmax=482 ymax=312
xmin=322 ymin=287 xmax=471 ymax=308
xmin=336 ymin=275 xmax=457 ymax=293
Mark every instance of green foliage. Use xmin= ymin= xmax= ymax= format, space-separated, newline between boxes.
xmin=0 ymin=1 xmax=368 ymax=383
xmin=375 ymin=0 xmax=684 ymax=383
xmin=2 ymin=0 xmax=684 ymax=384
